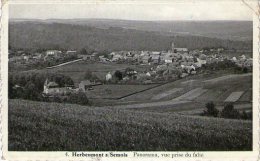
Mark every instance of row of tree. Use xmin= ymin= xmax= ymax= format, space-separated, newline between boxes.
xmin=202 ymin=59 xmax=250 ymax=73
xmin=202 ymin=102 xmax=252 ymax=120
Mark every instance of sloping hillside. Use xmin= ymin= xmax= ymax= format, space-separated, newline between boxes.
xmin=9 ymin=22 xmax=252 ymax=51
xmin=9 ymin=99 xmax=252 ymax=151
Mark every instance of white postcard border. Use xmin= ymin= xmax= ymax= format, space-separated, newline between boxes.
xmin=1 ymin=0 xmax=259 ymax=160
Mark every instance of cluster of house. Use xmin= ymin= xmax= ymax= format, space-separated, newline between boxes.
xmin=105 ymin=47 xmax=189 ymax=65
xmin=102 ymin=43 xmax=252 ymax=82
xmin=42 ymin=79 xmax=97 ymax=96
xmin=231 ymin=55 xmax=253 ymax=68
xmin=97 ymin=43 xmax=214 ymax=68
xmin=9 ymin=50 xmax=78 ymax=64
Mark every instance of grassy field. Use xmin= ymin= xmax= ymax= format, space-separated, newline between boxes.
xmin=9 ymin=99 xmax=252 ymax=151
xmin=86 ymin=84 xmax=157 ymax=99
xmin=25 ymin=61 xmax=152 ymax=85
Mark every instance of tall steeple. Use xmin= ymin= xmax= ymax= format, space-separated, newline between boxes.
xmin=171 ymin=42 xmax=175 ymax=52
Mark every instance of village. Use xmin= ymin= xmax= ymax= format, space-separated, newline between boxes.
xmin=27 ymin=42 xmax=251 ymax=97
xmin=8 ymin=42 xmax=253 ymax=98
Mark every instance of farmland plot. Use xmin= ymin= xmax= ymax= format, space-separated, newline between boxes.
xmin=203 ymin=73 xmax=252 ymax=83
xmin=195 ymin=89 xmax=227 ymax=102
xmin=152 ymin=88 xmax=183 ymax=100
xmin=86 ymin=84 xmax=157 ymax=99
xmin=224 ymin=91 xmax=244 ymax=102
xmin=181 ymin=80 xmax=199 ymax=85
xmin=172 ymin=88 xmax=208 ymax=101
xmin=239 ymin=89 xmax=252 ymax=102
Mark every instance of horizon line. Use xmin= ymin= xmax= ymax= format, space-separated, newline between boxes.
xmin=9 ymin=18 xmax=253 ymax=22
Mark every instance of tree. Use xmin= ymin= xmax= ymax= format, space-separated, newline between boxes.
xmin=8 ymin=81 xmax=15 ymax=99
xmin=24 ymin=81 xmax=40 ymax=100
xmin=49 ymin=74 xmax=74 ymax=87
xmin=114 ymin=70 xmax=123 ymax=81
xmin=242 ymin=67 xmax=248 ymax=73
xmin=241 ymin=110 xmax=249 ymax=120
xmin=221 ymin=103 xmax=240 ymax=119
xmin=79 ymin=48 xmax=88 ymax=55
xmin=84 ymin=70 xmax=99 ymax=82
xmin=203 ymin=101 xmax=219 ymax=117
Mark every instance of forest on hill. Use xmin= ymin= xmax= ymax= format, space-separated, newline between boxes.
xmin=9 ymin=21 xmax=252 ymax=52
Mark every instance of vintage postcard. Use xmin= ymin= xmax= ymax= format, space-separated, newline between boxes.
xmin=0 ymin=0 xmax=259 ymax=160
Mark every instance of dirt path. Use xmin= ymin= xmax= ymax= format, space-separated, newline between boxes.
xmin=20 ymin=59 xmax=83 ymax=73
xmin=46 ymin=59 xmax=83 ymax=69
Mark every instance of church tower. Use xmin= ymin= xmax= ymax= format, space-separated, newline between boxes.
xmin=171 ymin=42 xmax=175 ymax=52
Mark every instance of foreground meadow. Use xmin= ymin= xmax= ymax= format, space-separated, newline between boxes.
xmin=9 ymin=99 xmax=252 ymax=151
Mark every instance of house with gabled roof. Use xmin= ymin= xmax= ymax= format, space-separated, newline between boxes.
xmin=141 ymin=55 xmax=152 ymax=64
xmin=79 ymin=80 xmax=92 ymax=92
xmin=43 ymin=79 xmax=73 ymax=96
xmin=151 ymin=55 xmax=161 ymax=64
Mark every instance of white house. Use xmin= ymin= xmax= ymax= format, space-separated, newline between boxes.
xmin=195 ymin=58 xmax=207 ymax=67
xmin=43 ymin=79 xmax=72 ymax=96
xmin=112 ymin=54 xmax=123 ymax=62
xmin=231 ymin=57 xmax=238 ymax=62
xmin=66 ymin=50 xmax=77 ymax=55
xmin=175 ymin=48 xmax=188 ymax=52
xmin=46 ymin=50 xmax=62 ymax=56
xmin=165 ymin=58 xmax=173 ymax=64
xmin=106 ymin=72 xmax=112 ymax=81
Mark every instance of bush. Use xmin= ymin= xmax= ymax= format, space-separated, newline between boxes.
xmin=241 ymin=110 xmax=252 ymax=120
xmin=242 ymin=67 xmax=248 ymax=73
xmin=221 ymin=103 xmax=240 ymax=119
xmin=203 ymin=101 xmax=219 ymax=117
xmin=23 ymin=82 xmax=41 ymax=100
xmin=67 ymin=92 xmax=89 ymax=105
xmin=83 ymin=70 xmax=99 ymax=82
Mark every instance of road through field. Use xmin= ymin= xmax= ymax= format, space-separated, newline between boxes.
xmin=46 ymin=59 xmax=83 ymax=69
xmin=20 ymin=59 xmax=83 ymax=73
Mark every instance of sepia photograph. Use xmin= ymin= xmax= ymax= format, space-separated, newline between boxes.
xmin=2 ymin=0 xmax=259 ymax=160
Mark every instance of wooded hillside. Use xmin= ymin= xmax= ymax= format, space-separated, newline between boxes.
xmin=9 ymin=22 xmax=252 ymax=52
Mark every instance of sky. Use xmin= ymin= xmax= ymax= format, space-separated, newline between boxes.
xmin=9 ymin=0 xmax=255 ymax=21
